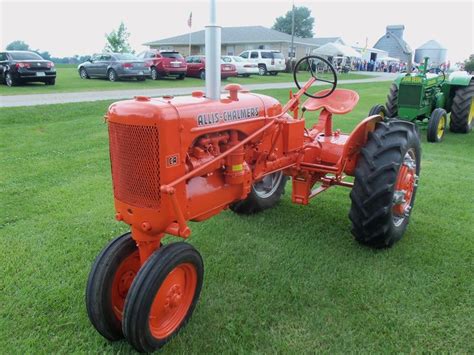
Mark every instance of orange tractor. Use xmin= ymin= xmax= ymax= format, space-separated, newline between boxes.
xmin=86 ymin=55 xmax=420 ymax=352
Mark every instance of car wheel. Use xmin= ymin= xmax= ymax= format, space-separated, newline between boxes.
xmin=270 ymin=71 xmax=278 ymax=76
xmin=79 ymin=67 xmax=89 ymax=79
xmin=258 ymin=65 xmax=267 ymax=76
xmin=5 ymin=72 xmax=16 ymax=87
xmin=151 ymin=67 xmax=159 ymax=80
xmin=108 ymin=69 xmax=118 ymax=82
xmin=200 ymin=70 xmax=205 ymax=80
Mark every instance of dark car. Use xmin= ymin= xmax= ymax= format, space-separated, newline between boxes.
xmin=0 ymin=51 xmax=56 ymax=87
xmin=78 ymin=53 xmax=150 ymax=82
xmin=185 ymin=55 xmax=237 ymax=80
xmin=137 ymin=50 xmax=187 ymax=80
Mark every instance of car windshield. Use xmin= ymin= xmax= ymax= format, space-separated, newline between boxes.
xmin=9 ymin=52 xmax=43 ymax=60
xmin=114 ymin=53 xmax=138 ymax=60
xmin=232 ymin=57 xmax=244 ymax=62
xmin=161 ymin=52 xmax=183 ymax=59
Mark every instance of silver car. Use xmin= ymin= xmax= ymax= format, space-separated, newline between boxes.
xmin=78 ymin=53 xmax=150 ymax=81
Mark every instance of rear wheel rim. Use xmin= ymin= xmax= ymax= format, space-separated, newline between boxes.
xmin=468 ymin=98 xmax=474 ymax=126
xmin=253 ymin=171 xmax=283 ymax=198
xmin=437 ymin=115 xmax=446 ymax=139
xmin=80 ymin=69 xmax=87 ymax=78
xmin=109 ymin=71 xmax=116 ymax=81
xmin=151 ymin=68 xmax=157 ymax=80
xmin=111 ymin=250 xmax=141 ymax=321
xmin=392 ymin=149 xmax=417 ymax=227
xmin=148 ymin=263 xmax=197 ymax=339
xmin=6 ymin=74 xmax=12 ymax=86
xmin=259 ymin=67 xmax=265 ymax=75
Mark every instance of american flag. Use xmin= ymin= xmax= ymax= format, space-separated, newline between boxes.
xmin=187 ymin=12 xmax=192 ymax=28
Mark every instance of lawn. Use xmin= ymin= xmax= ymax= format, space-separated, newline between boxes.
xmin=0 ymin=81 xmax=473 ymax=353
xmin=0 ymin=64 xmax=372 ymax=96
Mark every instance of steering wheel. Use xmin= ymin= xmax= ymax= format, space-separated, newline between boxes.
xmin=293 ymin=55 xmax=338 ymax=99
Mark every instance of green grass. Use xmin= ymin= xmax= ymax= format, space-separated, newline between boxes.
xmin=1 ymin=81 xmax=473 ymax=353
xmin=0 ymin=64 xmax=372 ymax=96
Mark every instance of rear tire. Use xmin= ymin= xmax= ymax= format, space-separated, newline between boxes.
xmin=230 ymin=171 xmax=287 ymax=214
xmin=385 ymin=84 xmax=399 ymax=117
xmin=449 ymin=80 xmax=474 ymax=133
xmin=123 ymin=242 xmax=203 ymax=352
xmin=151 ymin=67 xmax=160 ymax=80
xmin=108 ymin=69 xmax=118 ymax=82
xmin=349 ymin=120 xmax=420 ymax=248
xmin=427 ymin=108 xmax=447 ymax=143
xmin=200 ymin=70 xmax=205 ymax=80
xmin=86 ymin=232 xmax=140 ymax=341
xmin=258 ymin=65 xmax=267 ymax=76
xmin=368 ymin=104 xmax=388 ymax=119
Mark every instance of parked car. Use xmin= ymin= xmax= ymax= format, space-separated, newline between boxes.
xmin=221 ymin=56 xmax=258 ymax=77
xmin=78 ymin=53 xmax=150 ymax=81
xmin=0 ymin=51 xmax=56 ymax=87
xmin=185 ymin=55 xmax=238 ymax=80
xmin=137 ymin=50 xmax=187 ymax=80
xmin=238 ymin=50 xmax=286 ymax=76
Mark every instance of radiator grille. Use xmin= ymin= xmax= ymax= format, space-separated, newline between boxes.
xmin=398 ymin=84 xmax=422 ymax=107
xmin=108 ymin=122 xmax=160 ymax=209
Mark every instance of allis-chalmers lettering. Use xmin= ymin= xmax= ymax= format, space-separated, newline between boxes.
xmin=197 ymin=107 xmax=259 ymax=126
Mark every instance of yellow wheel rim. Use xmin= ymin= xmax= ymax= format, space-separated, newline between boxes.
xmin=468 ymin=97 xmax=474 ymax=125
xmin=437 ymin=115 xmax=446 ymax=139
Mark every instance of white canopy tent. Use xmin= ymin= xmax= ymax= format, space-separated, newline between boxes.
xmin=312 ymin=42 xmax=362 ymax=58
xmin=378 ymin=56 xmax=400 ymax=63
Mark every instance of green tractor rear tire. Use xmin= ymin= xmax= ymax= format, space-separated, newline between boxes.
xmin=427 ymin=108 xmax=447 ymax=143
xmin=385 ymin=84 xmax=399 ymax=117
xmin=449 ymin=80 xmax=474 ymax=133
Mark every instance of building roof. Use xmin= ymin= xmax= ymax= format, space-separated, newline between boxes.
xmin=144 ymin=26 xmax=343 ymax=47
xmin=374 ymin=31 xmax=412 ymax=55
xmin=416 ymin=40 xmax=446 ymax=50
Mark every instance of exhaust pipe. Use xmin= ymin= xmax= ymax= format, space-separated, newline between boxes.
xmin=205 ymin=0 xmax=221 ymax=100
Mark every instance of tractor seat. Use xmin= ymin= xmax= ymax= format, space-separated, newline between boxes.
xmin=303 ymin=89 xmax=360 ymax=115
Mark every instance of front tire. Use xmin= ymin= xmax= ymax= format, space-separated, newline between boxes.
xmin=368 ymin=104 xmax=388 ymax=119
xmin=349 ymin=120 xmax=420 ymax=248
xmin=86 ymin=232 xmax=140 ymax=341
xmin=79 ymin=67 xmax=89 ymax=79
xmin=230 ymin=171 xmax=287 ymax=214
xmin=427 ymin=108 xmax=447 ymax=143
xmin=5 ymin=72 xmax=17 ymax=87
xmin=123 ymin=242 xmax=204 ymax=353
xmin=449 ymin=80 xmax=474 ymax=133
xmin=385 ymin=84 xmax=399 ymax=117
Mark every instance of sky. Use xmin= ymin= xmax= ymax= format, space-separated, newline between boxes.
xmin=1 ymin=0 xmax=473 ymax=62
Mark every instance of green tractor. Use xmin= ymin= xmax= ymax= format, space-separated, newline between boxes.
xmin=370 ymin=57 xmax=474 ymax=143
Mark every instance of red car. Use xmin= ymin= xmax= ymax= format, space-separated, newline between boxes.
xmin=185 ymin=55 xmax=237 ymax=80
xmin=137 ymin=50 xmax=187 ymax=80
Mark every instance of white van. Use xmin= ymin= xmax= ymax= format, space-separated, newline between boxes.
xmin=239 ymin=50 xmax=286 ymax=76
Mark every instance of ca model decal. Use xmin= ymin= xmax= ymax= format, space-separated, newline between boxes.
xmin=166 ymin=154 xmax=180 ymax=168
xmin=197 ymin=107 xmax=260 ymax=126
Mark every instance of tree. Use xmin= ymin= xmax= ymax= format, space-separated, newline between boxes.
xmin=464 ymin=54 xmax=474 ymax=74
xmin=6 ymin=40 xmax=30 ymax=51
xmin=104 ymin=22 xmax=133 ymax=53
xmin=272 ymin=6 xmax=315 ymax=38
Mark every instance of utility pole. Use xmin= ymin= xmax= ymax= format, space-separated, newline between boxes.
xmin=290 ymin=1 xmax=295 ymax=60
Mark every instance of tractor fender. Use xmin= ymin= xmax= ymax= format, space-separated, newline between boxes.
xmin=447 ymin=71 xmax=473 ymax=86
xmin=340 ymin=114 xmax=383 ymax=175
